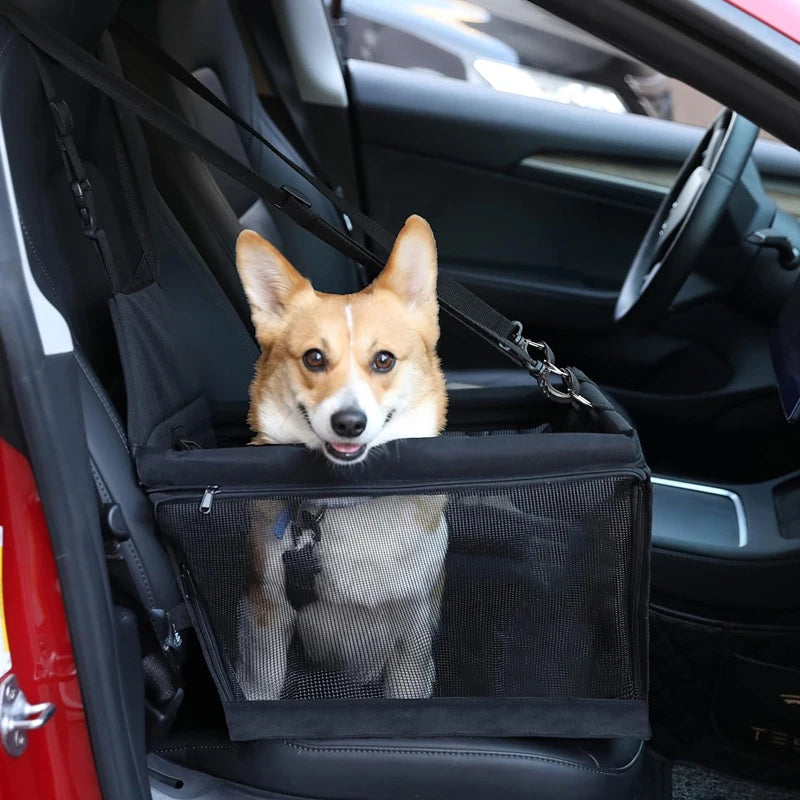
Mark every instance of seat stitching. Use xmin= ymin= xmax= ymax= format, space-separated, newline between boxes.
xmin=122 ymin=540 xmax=155 ymax=609
xmin=20 ymin=217 xmax=64 ymax=309
xmin=155 ymin=744 xmax=238 ymax=753
xmin=74 ymin=352 xmax=130 ymax=454
xmin=278 ymin=746 xmax=619 ymax=776
xmin=157 ymin=739 xmax=632 ymax=776
xmin=89 ymin=460 xmax=112 ymax=504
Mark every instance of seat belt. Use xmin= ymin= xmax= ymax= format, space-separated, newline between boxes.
xmin=1 ymin=2 xmax=592 ymax=411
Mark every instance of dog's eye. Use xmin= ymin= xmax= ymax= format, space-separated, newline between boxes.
xmin=302 ymin=349 xmax=327 ymax=371
xmin=372 ymin=351 xmax=396 ymax=373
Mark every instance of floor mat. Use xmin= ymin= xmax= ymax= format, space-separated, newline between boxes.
xmin=672 ymin=764 xmax=800 ymax=800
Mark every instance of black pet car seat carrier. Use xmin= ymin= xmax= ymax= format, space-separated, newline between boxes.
xmin=8 ymin=3 xmax=652 ymax=742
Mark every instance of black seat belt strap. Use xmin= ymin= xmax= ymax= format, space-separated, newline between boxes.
xmin=4 ymin=3 xmax=591 ymax=409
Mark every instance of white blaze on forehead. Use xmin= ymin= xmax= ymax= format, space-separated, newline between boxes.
xmin=344 ymin=302 xmax=357 ymax=376
xmin=304 ymin=299 xmax=384 ymax=444
xmin=344 ymin=303 xmax=353 ymax=342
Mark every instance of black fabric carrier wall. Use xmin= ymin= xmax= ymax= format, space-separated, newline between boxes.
xmin=7 ymin=4 xmax=653 ymax=743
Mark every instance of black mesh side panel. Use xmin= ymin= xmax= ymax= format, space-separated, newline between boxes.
xmin=158 ymin=473 xmax=647 ymax=710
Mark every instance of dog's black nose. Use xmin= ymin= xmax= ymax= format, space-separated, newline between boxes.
xmin=331 ymin=408 xmax=367 ymax=438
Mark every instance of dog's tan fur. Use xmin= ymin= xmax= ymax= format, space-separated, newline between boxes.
xmin=237 ymin=215 xmax=446 ymax=455
xmin=234 ymin=216 xmax=448 ymax=699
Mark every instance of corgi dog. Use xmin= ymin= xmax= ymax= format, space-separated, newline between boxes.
xmin=234 ymin=215 xmax=448 ymax=700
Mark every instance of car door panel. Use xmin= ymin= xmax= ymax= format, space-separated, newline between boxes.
xmin=348 ymin=60 xmax=800 ymax=383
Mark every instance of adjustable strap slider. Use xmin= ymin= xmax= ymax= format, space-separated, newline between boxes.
xmin=48 ymin=97 xmax=73 ymax=137
xmin=70 ymin=177 xmax=96 ymax=230
xmin=70 ymin=176 xmax=91 ymax=201
xmin=276 ymin=184 xmax=312 ymax=210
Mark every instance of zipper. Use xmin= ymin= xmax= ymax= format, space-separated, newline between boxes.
xmin=152 ymin=467 xmax=650 ymax=511
xmin=629 ymin=478 xmax=651 ymax=702
xmin=178 ymin=561 xmax=235 ymax=699
xmin=199 ymin=485 xmax=219 ymax=514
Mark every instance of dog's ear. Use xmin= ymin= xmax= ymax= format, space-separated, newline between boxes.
xmin=236 ymin=229 xmax=310 ymax=340
xmin=374 ymin=215 xmax=438 ymax=316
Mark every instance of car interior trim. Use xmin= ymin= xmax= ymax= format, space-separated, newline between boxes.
xmin=272 ymin=0 xmax=347 ymax=109
xmin=0 ymin=108 xmax=71 ymax=356
xmin=519 ymin=155 xmax=671 ymax=198
xmin=652 ymin=475 xmax=748 ymax=547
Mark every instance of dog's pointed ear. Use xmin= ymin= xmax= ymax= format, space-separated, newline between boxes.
xmin=374 ymin=215 xmax=438 ymax=315
xmin=236 ymin=229 xmax=310 ymax=340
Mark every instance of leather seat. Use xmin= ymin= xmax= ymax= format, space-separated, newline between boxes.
xmin=154 ymin=732 xmax=644 ymax=800
xmin=0 ymin=1 xmax=643 ymax=797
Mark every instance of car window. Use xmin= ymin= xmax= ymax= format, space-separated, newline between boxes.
xmin=326 ymin=0 xmax=773 ymax=138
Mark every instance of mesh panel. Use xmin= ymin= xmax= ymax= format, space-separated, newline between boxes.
xmin=158 ymin=474 xmax=645 ymax=706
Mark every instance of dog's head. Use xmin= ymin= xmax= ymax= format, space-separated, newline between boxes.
xmin=236 ymin=215 xmax=447 ymax=465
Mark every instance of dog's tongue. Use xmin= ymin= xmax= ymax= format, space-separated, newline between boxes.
xmin=329 ymin=442 xmax=363 ymax=454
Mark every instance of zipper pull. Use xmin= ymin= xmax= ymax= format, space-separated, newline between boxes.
xmin=199 ymin=485 xmax=219 ymax=515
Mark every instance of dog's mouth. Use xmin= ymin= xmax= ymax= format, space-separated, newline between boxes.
xmin=324 ymin=442 xmax=367 ymax=463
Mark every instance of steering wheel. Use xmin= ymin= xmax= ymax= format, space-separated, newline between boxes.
xmin=615 ymin=109 xmax=759 ymax=325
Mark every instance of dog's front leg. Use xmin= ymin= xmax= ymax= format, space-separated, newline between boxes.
xmin=384 ymin=602 xmax=438 ymax=699
xmin=236 ymin=589 xmax=295 ymax=701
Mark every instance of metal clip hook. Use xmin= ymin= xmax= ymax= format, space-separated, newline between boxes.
xmin=506 ymin=321 xmax=593 ymax=410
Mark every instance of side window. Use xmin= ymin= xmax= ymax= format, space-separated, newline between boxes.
xmin=326 ymin=0 xmax=771 ymax=138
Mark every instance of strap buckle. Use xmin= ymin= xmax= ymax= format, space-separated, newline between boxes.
xmin=508 ymin=321 xmax=593 ymax=410
xmin=48 ymin=97 xmax=73 ymax=137
xmin=276 ymin=184 xmax=312 ymax=210
xmin=70 ymin=177 xmax=96 ymax=230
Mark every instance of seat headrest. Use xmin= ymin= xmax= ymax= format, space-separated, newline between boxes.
xmin=21 ymin=0 xmax=121 ymax=46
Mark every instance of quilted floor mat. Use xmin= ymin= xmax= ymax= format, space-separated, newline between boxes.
xmin=672 ymin=764 xmax=800 ymax=800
